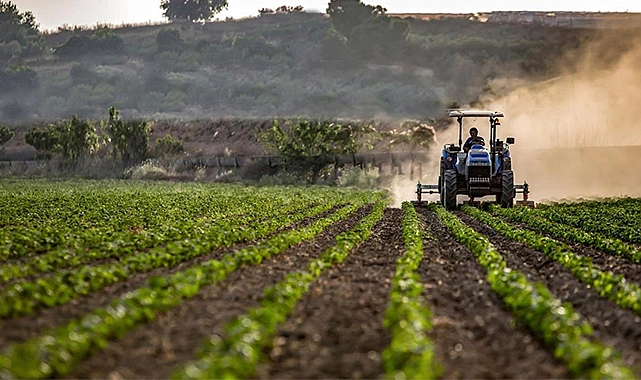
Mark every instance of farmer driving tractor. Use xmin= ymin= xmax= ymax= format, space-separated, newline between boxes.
xmin=463 ymin=127 xmax=485 ymax=152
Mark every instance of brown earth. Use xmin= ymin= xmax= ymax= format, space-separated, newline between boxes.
xmin=418 ymin=209 xmax=568 ymax=378
xmin=67 ymin=206 xmax=371 ymax=379
xmin=259 ymin=208 xmax=402 ymax=379
xmin=457 ymin=211 xmax=641 ymax=375
xmin=3 ymin=205 xmax=641 ymax=378
xmin=0 ymin=204 xmax=345 ymax=350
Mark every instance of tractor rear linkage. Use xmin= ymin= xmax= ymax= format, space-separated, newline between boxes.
xmin=414 ymin=181 xmax=534 ymax=207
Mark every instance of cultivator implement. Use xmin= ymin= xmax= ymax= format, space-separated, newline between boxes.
xmin=412 ymin=181 xmax=534 ymax=207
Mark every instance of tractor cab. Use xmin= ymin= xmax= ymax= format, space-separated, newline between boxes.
xmin=415 ymin=110 xmax=533 ymax=209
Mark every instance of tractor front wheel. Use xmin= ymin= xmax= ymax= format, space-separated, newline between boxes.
xmin=499 ymin=170 xmax=515 ymax=208
xmin=444 ymin=169 xmax=457 ymax=210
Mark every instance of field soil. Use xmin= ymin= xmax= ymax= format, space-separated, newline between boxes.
xmin=260 ymin=208 xmax=402 ymax=379
xmin=457 ymin=212 xmax=641 ymax=374
xmin=419 ymin=209 xmax=568 ymax=378
xmin=3 ymin=203 xmax=641 ymax=378
xmin=68 ymin=206 xmax=371 ymax=379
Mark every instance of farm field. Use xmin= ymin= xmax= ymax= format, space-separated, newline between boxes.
xmin=0 ymin=180 xmax=641 ymax=378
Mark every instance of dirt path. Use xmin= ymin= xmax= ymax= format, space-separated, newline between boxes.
xmin=0 ymin=205 xmax=344 ymax=350
xmin=66 ymin=206 xmax=371 ymax=379
xmin=419 ymin=209 xmax=568 ymax=379
xmin=259 ymin=208 xmax=402 ymax=379
xmin=458 ymin=212 xmax=641 ymax=375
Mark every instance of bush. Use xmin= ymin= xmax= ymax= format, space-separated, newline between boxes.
xmin=24 ymin=116 xmax=99 ymax=161
xmin=0 ymin=124 xmax=14 ymax=146
xmin=0 ymin=62 xmax=37 ymax=92
xmin=106 ymin=106 xmax=151 ymax=166
xmin=156 ymin=29 xmax=184 ymax=52
xmin=259 ymin=119 xmax=361 ymax=182
xmin=55 ymin=28 xmax=124 ymax=58
xmin=70 ymin=64 xmax=96 ymax=85
xmin=155 ymin=134 xmax=184 ymax=156
xmin=337 ymin=167 xmax=379 ymax=188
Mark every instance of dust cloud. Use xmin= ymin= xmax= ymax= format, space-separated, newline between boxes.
xmin=390 ymin=32 xmax=641 ymax=204
xmin=495 ymin=35 xmax=641 ymax=201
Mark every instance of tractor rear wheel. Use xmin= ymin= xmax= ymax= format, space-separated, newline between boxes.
xmin=444 ymin=169 xmax=457 ymax=210
xmin=500 ymin=170 xmax=515 ymax=208
xmin=438 ymin=174 xmax=444 ymax=205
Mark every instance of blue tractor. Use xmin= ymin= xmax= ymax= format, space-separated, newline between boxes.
xmin=416 ymin=110 xmax=532 ymax=209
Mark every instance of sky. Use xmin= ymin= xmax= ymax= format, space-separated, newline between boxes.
xmin=11 ymin=0 xmax=641 ymax=31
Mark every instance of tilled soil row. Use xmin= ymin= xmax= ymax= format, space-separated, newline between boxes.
xmin=66 ymin=205 xmax=372 ymax=379
xmin=418 ymin=209 xmax=568 ymax=379
xmin=457 ymin=212 xmax=641 ymax=375
xmin=258 ymin=208 xmax=402 ymax=379
xmin=0 ymin=204 xmax=348 ymax=350
xmin=500 ymin=216 xmax=641 ymax=285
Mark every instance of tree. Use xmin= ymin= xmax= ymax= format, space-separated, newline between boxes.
xmin=0 ymin=1 xmax=45 ymax=61
xmin=160 ymin=0 xmax=228 ymax=22
xmin=0 ymin=124 xmax=14 ymax=147
xmin=53 ymin=116 xmax=99 ymax=161
xmin=25 ymin=126 xmax=58 ymax=159
xmin=326 ymin=0 xmax=386 ymax=38
xmin=24 ymin=116 xmax=98 ymax=161
xmin=106 ymin=106 xmax=151 ymax=166
xmin=259 ymin=119 xmax=361 ymax=182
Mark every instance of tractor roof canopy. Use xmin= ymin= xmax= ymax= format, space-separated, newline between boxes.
xmin=449 ymin=110 xmax=505 ymax=118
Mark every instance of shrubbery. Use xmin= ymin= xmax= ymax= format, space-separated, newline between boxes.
xmin=156 ymin=29 xmax=184 ymax=52
xmin=106 ymin=106 xmax=151 ymax=166
xmin=0 ymin=1 xmax=45 ymax=63
xmin=55 ymin=28 xmax=124 ymax=58
xmin=24 ymin=116 xmax=98 ymax=161
xmin=0 ymin=62 xmax=37 ymax=92
xmin=155 ymin=134 xmax=184 ymax=156
xmin=259 ymin=119 xmax=363 ymax=182
xmin=0 ymin=124 xmax=14 ymax=147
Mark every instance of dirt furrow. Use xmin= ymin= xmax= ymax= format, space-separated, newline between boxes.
xmin=457 ymin=212 xmax=641 ymax=375
xmin=502 ymin=217 xmax=641 ymax=285
xmin=419 ymin=209 xmax=568 ymax=379
xmin=259 ymin=208 xmax=401 ymax=379
xmin=0 ymin=205 xmax=345 ymax=350
xmin=66 ymin=206 xmax=371 ymax=379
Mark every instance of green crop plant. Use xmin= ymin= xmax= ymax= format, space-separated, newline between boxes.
xmin=463 ymin=206 xmax=641 ymax=318
xmin=172 ymin=198 xmax=388 ymax=379
xmin=382 ymin=202 xmax=439 ymax=379
xmin=434 ymin=204 xmax=634 ymax=379
xmin=490 ymin=205 xmax=641 ymax=263
xmin=0 ymin=192 xmax=384 ymax=378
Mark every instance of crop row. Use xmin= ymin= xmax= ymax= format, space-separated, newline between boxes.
xmin=381 ymin=202 xmax=438 ymax=379
xmin=172 ymin=199 xmax=388 ymax=379
xmin=0 ymin=183 xmax=338 ymax=262
xmin=463 ymin=206 xmax=641 ymax=317
xmin=0 ymin=198 xmax=328 ymax=283
xmin=0 ymin=181 xmax=244 ymax=230
xmin=433 ymin=205 xmax=634 ymax=378
xmin=490 ymin=205 xmax=641 ymax=264
xmin=0 ymin=193 xmax=384 ymax=378
xmin=0 ymin=193 xmax=361 ymax=318
xmin=533 ymin=203 xmax=641 ymax=245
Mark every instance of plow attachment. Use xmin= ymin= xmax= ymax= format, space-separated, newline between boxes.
xmin=412 ymin=181 xmax=535 ymax=207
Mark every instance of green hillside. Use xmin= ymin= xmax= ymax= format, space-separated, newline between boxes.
xmin=0 ymin=8 xmax=606 ymax=124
